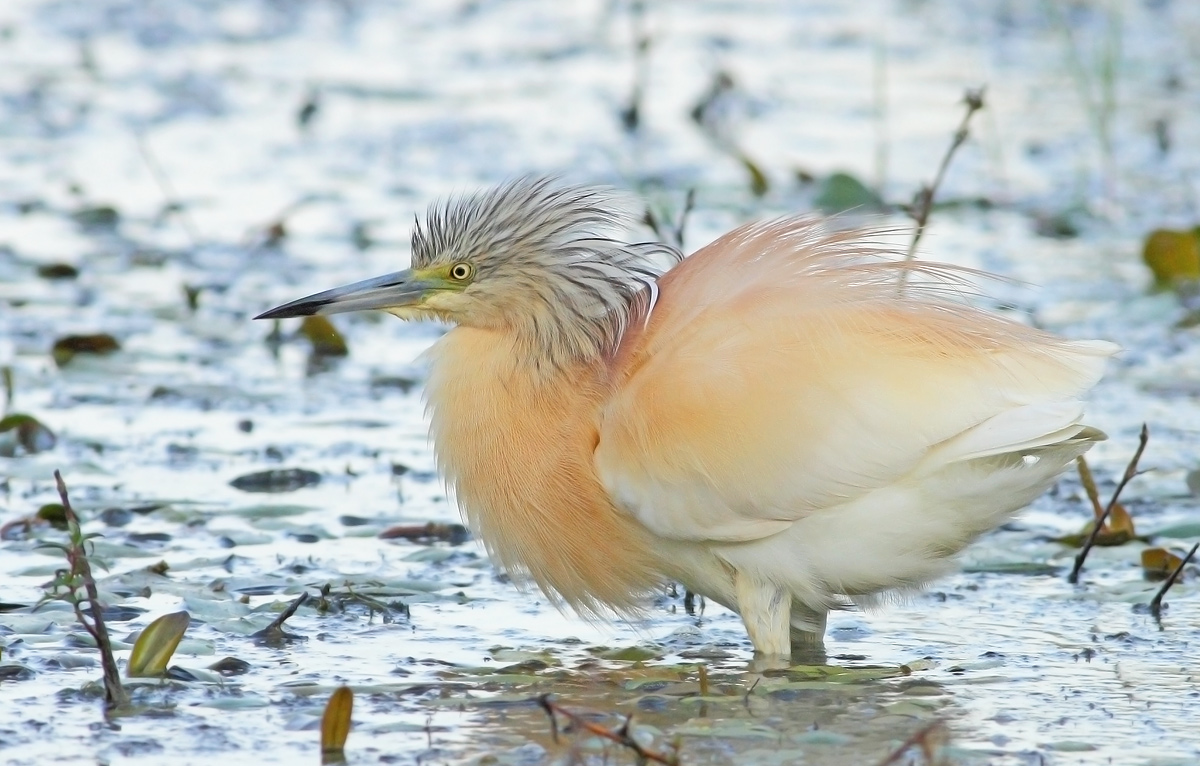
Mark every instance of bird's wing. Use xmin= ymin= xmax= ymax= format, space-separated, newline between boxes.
xmin=596 ymin=218 xmax=1115 ymax=543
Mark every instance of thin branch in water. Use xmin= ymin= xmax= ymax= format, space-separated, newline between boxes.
xmin=135 ymin=131 xmax=202 ymax=248
xmin=537 ymin=694 xmax=677 ymax=765
xmin=53 ymin=470 xmax=129 ymax=710
xmin=619 ymin=0 xmax=651 ymax=133
xmin=874 ymin=719 xmax=950 ymax=766
xmin=1068 ymin=424 xmax=1150 ymax=585
xmin=643 ymin=188 xmax=695 ymax=250
xmin=1149 ymin=541 xmax=1198 ymax=621
xmin=897 ymin=87 xmax=986 ymax=292
xmin=252 ymin=591 xmax=310 ymax=644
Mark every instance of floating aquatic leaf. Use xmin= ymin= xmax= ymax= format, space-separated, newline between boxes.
xmin=961 ymin=561 xmax=1061 ymax=576
xmin=1141 ymin=547 xmax=1187 ymax=581
xmin=1152 ymin=522 xmax=1200 ymax=539
xmin=51 ymin=333 xmax=120 ymax=366
xmin=401 ymin=547 xmax=457 ymax=563
xmin=229 ymin=468 xmax=321 ymax=493
xmin=0 ymin=413 xmax=57 ymax=456
xmin=300 ymin=316 xmax=349 ymax=357
xmin=379 ymin=522 xmax=470 ymax=545
xmin=227 ymin=503 xmax=316 ymax=519
xmin=165 ymin=665 xmax=222 ymax=683
xmin=127 ymin=612 xmax=190 ymax=678
xmin=594 ymin=645 xmax=662 ymax=662
xmin=791 ymin=730 xmax=853 ymax=745
xmin=201 ymin=694 xmax=271 ymax=710
xmin=0 ymin=664 xmax=35 ymax=681
xmin=321 ymin=686 xmax=354 ymax=756
xmin=1033 ymin=210 xmax=1082 ymax=239
xmin=208 ymin=656 xmax=252 ymax=676
xmin=785 ymin=664 xmax=910 ymax=682
xmin=1142 ymin=228 xmax=1200 ymax=286
xmin=814 ymin=172 xmax=883 ymax=213
xmin=70 ymin=205 xmax=120 ymax=229
xmin=1044 ymin=741 xmax=1098 ymax=752
xmin=1056 ymin=503 xmax=1138 ymax=548
xmin=36 ymin=263 xmax=78 ymax=280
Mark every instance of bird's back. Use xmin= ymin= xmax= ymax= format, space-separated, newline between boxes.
xmin=598 ymin=217 xmax=1114 ymax=553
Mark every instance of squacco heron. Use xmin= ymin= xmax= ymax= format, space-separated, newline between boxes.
xmin=258 ymin=177 xmax=1114 ymax=660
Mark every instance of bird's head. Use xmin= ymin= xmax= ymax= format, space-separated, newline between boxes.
xmin=256 ymin=177 xmax=679 ymax=367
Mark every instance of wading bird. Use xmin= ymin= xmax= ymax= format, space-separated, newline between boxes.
xmin=258 ymin=177 xmax=1114 ymax=660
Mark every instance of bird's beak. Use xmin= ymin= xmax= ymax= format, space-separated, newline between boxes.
xmin=254 ymin=269 xmax=442 ymax=319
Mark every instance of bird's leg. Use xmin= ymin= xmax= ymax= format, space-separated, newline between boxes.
xmin=734 ymin=570 xmax=791 ymax=663
xmin=789 ymin=604 xmax=828 ymax=665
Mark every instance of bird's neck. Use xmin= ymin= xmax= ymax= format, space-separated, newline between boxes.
xmin=423 ymin=326 xmax=661 ymax=614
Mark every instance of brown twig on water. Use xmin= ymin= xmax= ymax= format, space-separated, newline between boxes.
xmin=51 ymin=470 xmax=129 ymax=709
xmin=537 ymin=694 xmax=678 ymax=765
xmin=1068 ymin=424 xmax=1150 ymax=585
xmin=1149 ymin=541 xmax=1198 ymax=621
xmin=252 ymin=591 xmax=310 ymax=643
xmin=897 ymin=87 xmax=986 ymax=291
xmin=874 ymin=719 xmax=950 ymax=766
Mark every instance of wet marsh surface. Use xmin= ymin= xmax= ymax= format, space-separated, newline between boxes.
xmin=2 ymin=1 xmax=1200 ymax=764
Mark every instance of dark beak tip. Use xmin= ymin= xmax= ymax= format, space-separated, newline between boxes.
xmin=254 ymin=300 xmax=323 ymax=320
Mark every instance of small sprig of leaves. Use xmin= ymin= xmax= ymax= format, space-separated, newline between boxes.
xmin=36 ymin=471 xmax=128 ymax=709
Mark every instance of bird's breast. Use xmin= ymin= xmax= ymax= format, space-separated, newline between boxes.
xmin=422 ymin=327 xmax=661 ymax=615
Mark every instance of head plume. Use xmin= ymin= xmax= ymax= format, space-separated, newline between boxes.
xmin=411 ymin=177 xmax=681 ymax=370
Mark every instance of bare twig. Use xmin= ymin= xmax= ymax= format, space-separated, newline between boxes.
xmin=537 ymin=694 xmax=677 ymax=765
xmin=1149 ymin=542 xmax=1198 ymax=620
xmin=874 ymin=719 xmax=950 ymax=766
xmin=135 ymin=132 xmax=202 ymax=247
xmin=644 ymin=189 xmax=695 ymax=250
xmin=53 ymin=471 xmax=129 ymax=709
xmin=897 ymin=87 xmax=986 ymax=291
xmin=619 ymin=0 xmax=651 ymax=133
xmin=1068 ymin=424 xmax=1150 ymax=584
xmin=252 ymin=591 xmax=310 ymax=643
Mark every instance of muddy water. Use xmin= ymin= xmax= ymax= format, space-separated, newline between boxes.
xmin=1 ymin=1 xmax=1199 ymax=764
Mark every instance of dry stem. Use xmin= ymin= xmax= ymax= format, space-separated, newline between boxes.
xmin=53 ymin=470 xmax=129 ymax=709
xmin=1149 ymin=541 xmax=1198 ymax=620
xmin=537 ymin=694 xmax=677 ymax=765
xmin=874 ymin=719 xmax=949 ymax=766
xmin=897 ymin=87 xmax=986 ymax=291
xmin=1068 ymin=424 xmax=1149 ymax=584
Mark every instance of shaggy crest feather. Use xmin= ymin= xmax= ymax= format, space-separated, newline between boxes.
xmin=411 ymin=177 xmax=680 ymax=370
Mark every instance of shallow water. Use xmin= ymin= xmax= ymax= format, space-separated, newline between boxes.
xmin=2 ymin=1 xmax=1200 ymax=764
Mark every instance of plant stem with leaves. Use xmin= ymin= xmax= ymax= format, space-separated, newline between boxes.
xmin=38 ymin=471 xmax=128 ymax=709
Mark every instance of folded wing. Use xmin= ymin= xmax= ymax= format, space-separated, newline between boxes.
xmin=596 ymin=218 xmax=1115 ymax=543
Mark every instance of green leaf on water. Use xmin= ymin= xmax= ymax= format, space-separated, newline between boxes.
xmin=0 ymin=414 xmax=57 ymax=456
xmin=593 ymin=645 xmax=662 ymax=662
xmin=127 ymin=611 xmax=190 ymax=678
xmin=1151 ymin=522 xmax=1200 ymax=539
xmin=785 ymin=664 xmax=910 ymax=682
xmin=814 ymin=172 xmax=883 ymax=213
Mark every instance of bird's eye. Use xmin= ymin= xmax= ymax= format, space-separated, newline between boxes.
xmin=449 ymin=262 xmax=474 ymax=281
